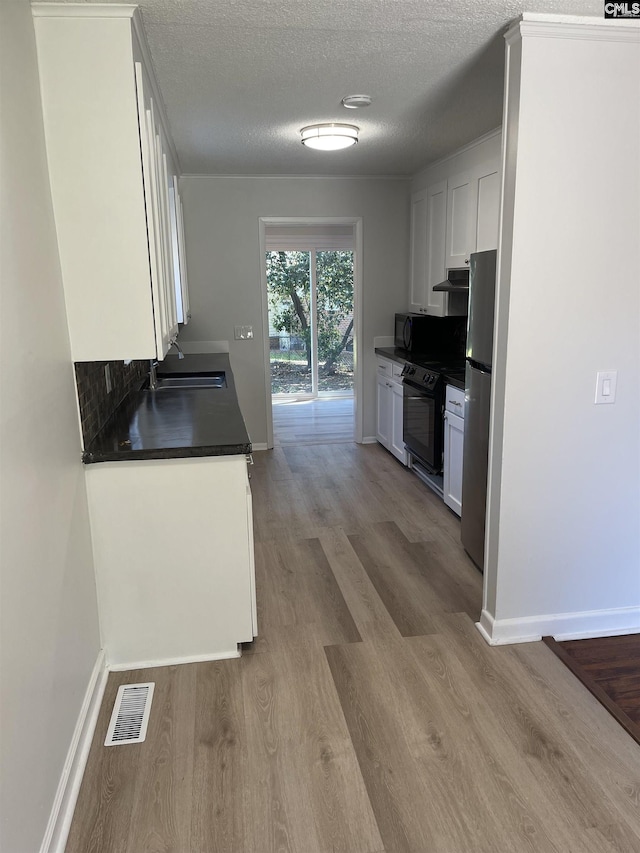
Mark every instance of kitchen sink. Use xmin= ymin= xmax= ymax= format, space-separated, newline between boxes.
xmin=146 ymin=373 xmax=227 ymax=390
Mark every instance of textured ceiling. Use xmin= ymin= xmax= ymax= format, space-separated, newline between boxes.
xmin=54 ymin=0 xmax=604 ymax=175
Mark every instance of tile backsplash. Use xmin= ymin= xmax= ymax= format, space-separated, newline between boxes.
xmin=74 ymin=359 xmax=149 ymax=448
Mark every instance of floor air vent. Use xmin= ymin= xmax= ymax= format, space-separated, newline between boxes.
xmin=104 ymin=682 xmax=155 ymax=746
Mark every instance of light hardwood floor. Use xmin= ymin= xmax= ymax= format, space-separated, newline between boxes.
xmin=272 ymin=396 xmax=354 ymax=445
xmin=66 ymin=443 xmax=640 ymax=853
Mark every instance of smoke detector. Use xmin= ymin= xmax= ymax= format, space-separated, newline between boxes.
xmin=341 ymin=95 xmax=372 ymax=109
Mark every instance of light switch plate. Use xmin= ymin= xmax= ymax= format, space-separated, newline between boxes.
xmin=234 ymin=325 xmax=254 ymax=340
xmin=595 ymin=370 xmax=617 ymax=405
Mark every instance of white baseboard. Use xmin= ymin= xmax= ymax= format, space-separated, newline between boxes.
xmin=477 ymin=605 xmax=640 ymax=646
xmin=108 ymin=647 xmax=241 ymax=672
xmin=40 ymin=649 xmax=108 ymax=853
xmin=251 ymin=442 xmax=269 ymax=452
xmin=361 ymin=436 xmax=378 ymax=445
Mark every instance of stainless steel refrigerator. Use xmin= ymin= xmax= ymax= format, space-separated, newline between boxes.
xmin=461 ymin=249 xmax=497 ymax=572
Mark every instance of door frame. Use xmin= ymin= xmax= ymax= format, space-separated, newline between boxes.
xmin=259 ymin=216 xmax=364 ymax=448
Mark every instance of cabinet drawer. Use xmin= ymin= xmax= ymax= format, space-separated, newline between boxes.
xmin=392 ymin=362 xmax=405 ymax=380
xmin=377 ymin=358 xmax=392 ymax=378
xmin=445 ymin=384 xmax=465 ymax=417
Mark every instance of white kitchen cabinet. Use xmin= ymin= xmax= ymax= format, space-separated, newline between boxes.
xmin=390 ymin=379 xmax=406 ymax=462
xmin=32 ymin=5 xmax=184 ymax=362
xmin=443 ymin=384 xmax=465 ymax=516
xmin=445 ymin=161 xmax=501 ymax=271
xmin=445 ymin=170 xmax=475 ymax=271
xmin=169 ymin=177 xmax=191 ymax=325
xmin=409 ymin=189 xmax=428 ymax=313
xmin=424 ymin=180 xmax=448 ymax=316
xmin=85 ymin=455 xmax=257 ymax=667
xmin=410 ymin=181 xmax=448 ymax=316
xmin=376 ymin=357 xmax=408 ymax=465
xmin=376 ymin=372 xmax=392 ymax=449
xmin=410 ymin=160 xmax=499 ymax=317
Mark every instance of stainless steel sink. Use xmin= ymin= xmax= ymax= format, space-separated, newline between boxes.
xmin=147 ymin=373 xmax=227 ymax=390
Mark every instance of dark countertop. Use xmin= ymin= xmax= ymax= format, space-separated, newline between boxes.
xmin=375 ymin=346 xmax=411 ymax=364
xmin=443 ymin=371 xmax=466 ymax=391
xmin=83 ymin=353 xmax=251 ymax=464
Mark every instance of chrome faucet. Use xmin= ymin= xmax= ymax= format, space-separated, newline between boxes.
xmin=148 ymin=359 xmax=159 ymax=390
xmin=170 ymin=339 xmax=185 ymax=359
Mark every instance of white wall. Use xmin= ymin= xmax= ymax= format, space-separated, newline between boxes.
xmin=482 ymin=18 xmax=640 ymax=643
xmin=0 ymin=3 xmax=101 ymax=850
xmin=179 ymin=176 xmax=409 ymax=444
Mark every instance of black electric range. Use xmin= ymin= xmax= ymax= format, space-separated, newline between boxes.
xmin=400 ymin=355 xmax=465 ymax=476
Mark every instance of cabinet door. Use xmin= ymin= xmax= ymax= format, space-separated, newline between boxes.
xmin=474 ymin=163 xmax=500 ymax=252
xmin=445 ymin=170 xmax=476 ymax=270
xmin=425 ymin=180 xmax=448 ymax=317
xmin=135 ymin=63 xmax=172 ymax=359
xmin=146 ymin=109 xmax=174 ymax=357
xmin=376 ymin=374 xmax=392 ymax=449
xmin=169 ymin=178 xmax=191 ymax=325
xmin=409 ymin=190 xmax=428 ymax=312
xmin=246 ymin=479 xmax=258 ymax=637
xmin=390 ymin=380 xmax=407 ymax=465
xmin=158 ymin=145 xmax=179 ymax=342
xmin=443 ymin=410 xmax=465 ymax=516
xmin=177 ymin=194 xmax=191 ymax=322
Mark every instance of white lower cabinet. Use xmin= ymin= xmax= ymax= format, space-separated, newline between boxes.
xmin=376 ymin=357 xmax=408 ymax=466
xmin=390 ymin=380 xmax=406 ymax=462
xmin=85 ymin=455 xmax=256 ymax=667
xmin=443 ymin=384 xmax=465 ymax=516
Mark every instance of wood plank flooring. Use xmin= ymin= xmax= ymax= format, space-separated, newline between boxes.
xmin=272 ymin=396 xmax=354 ymax=445
xmin=66 ymin=442 xmax=640 ymax=853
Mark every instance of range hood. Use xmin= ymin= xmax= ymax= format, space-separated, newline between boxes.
xmin=432 ymin=269 xmax=469 ymax=292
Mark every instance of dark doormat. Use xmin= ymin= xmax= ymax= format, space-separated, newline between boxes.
xmin=543 ymin=634 xmax=640 ymax=746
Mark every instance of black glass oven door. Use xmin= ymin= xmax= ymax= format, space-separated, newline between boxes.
xmin=403 ymin=381 xmax=441 ymax=473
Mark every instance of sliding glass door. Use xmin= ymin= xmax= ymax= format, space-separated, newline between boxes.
xmin=266 ymin=249 xmax=353 ymax=398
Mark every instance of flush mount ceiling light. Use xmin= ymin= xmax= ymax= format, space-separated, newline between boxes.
xmin=300 ymin=123 xmax=359 ymax=151
xmin=341 ymin=95 xmax=372 ymax=109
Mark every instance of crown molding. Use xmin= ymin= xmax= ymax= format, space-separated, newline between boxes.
xmin=32 ymin=3 xmax=137 ymax=18
xmin=505 ymin=13 xmax=640 ymax=45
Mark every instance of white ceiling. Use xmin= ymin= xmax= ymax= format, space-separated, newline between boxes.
xmin=58 ymin=0 xmax=603 ymax=176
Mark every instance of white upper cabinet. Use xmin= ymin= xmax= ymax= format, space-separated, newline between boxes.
xmin=446 ymin=161 xmax=501 ymax=270
xmin=169 ymin=178 xmax=191 ymax=325
xmin=409 ymin=189 xmax=428 ymax=312
xmin=409 ymin=181 xmax=447 ymax=316
xmin=445 ymin=170 xmax=475 ymax=270
xmin=425 ymin=180 xmax=448 ymax=316
xmin=409 ymin=133 xmax=501 ymax=317
xmin=32 ymin=5 xmax=185 ymax=362
xmin=475 ymin=163 xmax=500 ymax=252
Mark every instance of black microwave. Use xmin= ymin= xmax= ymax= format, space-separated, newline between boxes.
xmin=394 ymin=313 xmax=433 ymax=353
xmin=394 ymin=312 xmax=467 ymax=357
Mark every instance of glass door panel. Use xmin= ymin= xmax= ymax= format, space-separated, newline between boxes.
xmin=316 ymin=250 xmax=354 ymax=394
xmin=266 ymin=250 xmax=312 ymax=395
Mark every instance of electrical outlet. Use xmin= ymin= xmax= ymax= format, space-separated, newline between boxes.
xmin=234 ymin=325 xmax=254 ymax=340
xmin=104 ymin=364 xmax=112 ymax=394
